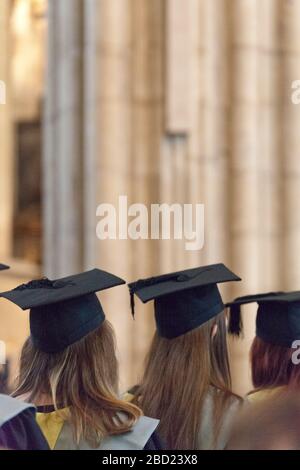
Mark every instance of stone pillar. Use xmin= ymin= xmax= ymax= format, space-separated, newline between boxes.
xmin=201 ymin=0 xmax=230 ymax=267
xmin=0 ymin=0 xmax=13 ymax=260
xmin=281 ymin=0 xmax=300 ymax=290
xmin=130 ymin=0 xmax=165 ymax=379
xmin=258 ymin=0 xmax=282 ymax=292
xmin=163 ymin=0 xmax=198 ymax=271
xmin=165 ymin=0 xmax=191 ymax=133
xmin=82 ymin=0 xmax=98 ymax=270
xmin=228 ymin=0 xmax=261 ymax=395
xmin=43 ymin=0 xmax=84 ymax=278
xmin=186 ymin=0 xmax=205 ymax=269
xmin=44 ymin=0 xmax=154 ymax=389
xmin=86 ymin=0 xmax=138 ymax=389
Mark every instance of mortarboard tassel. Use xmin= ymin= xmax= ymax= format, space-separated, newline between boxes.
xmin=130 ymin=290 xmax=136 ymax=318
xmin=228 ymin=304 xmax=243 ymax=336
xmin=128 ymin=270 xmax=207 ymax=318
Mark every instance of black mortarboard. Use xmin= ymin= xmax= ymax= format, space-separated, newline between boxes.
xmin=226 ymin=291 xmax=300 ymax=346
xmin=0 ymin=269 xmax=125 ymax=353
xmin=0 ymin=264 xmax=9 ymax=271
xmin=128 ymin=263 xmax=241 ymax=339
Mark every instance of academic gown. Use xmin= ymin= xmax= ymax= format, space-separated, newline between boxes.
xmin=125 ymin=385 xmax=242 ymax=450
xmin=0 ymin=395 xmax=49 ymax=450
xmin=247 ymin=386 xmax=286 ymax=404
xmin=36 ymin=405 xmax=161 ymax=450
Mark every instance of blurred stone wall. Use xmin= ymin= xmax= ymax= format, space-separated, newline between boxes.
xmin=2 ymin=0 xmax=300 ymax=395
xmin=43 ymin=0 xmax=300 ymax=394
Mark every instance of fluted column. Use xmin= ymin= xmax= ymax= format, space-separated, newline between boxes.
xmin=43 ymin=0 xmax=84 ymax=277
xmin=0 ymin=0 xmax=13 ymax=260
xmin=228 ymin=0 xmax=261 ymax=394
xmin=87 ymin=0 xmax=136 ymax=389
xmin=258 ymin=0 xmax=282 ymax=292
xmin=129 ymin=0 xmax=164 ymax=378
xmin=281 ymin=0 xmax=300 ymax=290
xmin=186 ymin=0 xmax=206 ymax=269
xmin=201 ymin=0 xmax=230 ymax=266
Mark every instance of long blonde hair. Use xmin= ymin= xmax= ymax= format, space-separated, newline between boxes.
xmin=13 ymin=320 xmax=142 ymax=447
xmin=135 ymin=312 xmax=239 ymax=449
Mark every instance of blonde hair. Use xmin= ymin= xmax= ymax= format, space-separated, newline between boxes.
xmin=134 ymin=312 xmax=239 ymax=449
xmin=13 ymin=320 xmax=142 ymax=447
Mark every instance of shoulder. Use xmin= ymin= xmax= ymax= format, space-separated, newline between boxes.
xmin=247 ymin=386 xmax=285 ymax=404
xmin=0 ymin=394 xmax=35 ymax=428
xmin=198 ymin=387 xmax=243 ymax=450
xmin=131 ymin=415 xmax=160 ymax=448
xmin=0 ymin=396 xmax=49 ymax=450
xmin=87 ymin=415 xmax=160 ymax=451
xmin=207 ymin=386 xmax=243 ymax=407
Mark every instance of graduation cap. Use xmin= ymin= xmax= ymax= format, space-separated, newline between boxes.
xmin=226 ymin=291 xmax=300 ymax=346
xmin=128 ymin=263 xmax=241 ymax=339
xmin=0 ymin=269 xmax=125 ymax=353
xmin=0 ymin=264 xmax=9 ymax=271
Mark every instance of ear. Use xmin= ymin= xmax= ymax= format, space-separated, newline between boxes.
xmin=211 ymin=323 xmax=218 ymax=339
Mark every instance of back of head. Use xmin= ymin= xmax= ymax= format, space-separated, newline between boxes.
xmin=137 ymin=312 xmax=236 ymax=450
xmin=14 ymin=320 xmax=142 ymax=447
xmin=251 ymin=336 xmax=300 ymax=390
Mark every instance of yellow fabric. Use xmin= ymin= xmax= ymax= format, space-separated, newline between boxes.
xmin=36 ymin=408 xmax=68 ymax=450
xmin=247 ymin=386 xmax=286 ymax=403
xmin=123 ymin=392 xmax=135 ymax=403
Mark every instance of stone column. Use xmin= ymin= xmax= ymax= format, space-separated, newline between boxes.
xmin=186 ymin=0 xmax=206 ymax=269
xmin=281 ymin=0 xmax=300 ymax=290
xmin=258 ymin=0 xmax=282 ymax=292
xmin=163 ymin=0 xmax=198 ymax=271
xmin=43 ymin=0 xmax=84 ymax=278
xmin=228 ymin=0 xmax=261 ymax=395
xmin=82 ymin=0 xmax=98 ymax=270
xmin=85 ymin=0 xmax=137 ymax=389
xmin=0 ymin=0 xmax=13 ymax=260
xmin=130 ymin=0 xmax=164 ymax=374
xmin=44 ymin=0 xmax=148 ymax=388
xmin=201 ymin=0 xmax=230 ymax=267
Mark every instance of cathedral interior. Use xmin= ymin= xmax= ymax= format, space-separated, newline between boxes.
xmin=1 ymin=0 xmax=300 ymax=395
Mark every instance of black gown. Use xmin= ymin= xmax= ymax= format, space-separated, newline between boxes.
xmin=0 ymin=396 xmax=49 ymax=451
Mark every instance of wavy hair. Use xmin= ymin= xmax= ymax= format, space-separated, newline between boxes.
xmin=13 ymin=320 xmax=142 ymax=447
xmin=133 ymin=312 xmax=239 ymax=449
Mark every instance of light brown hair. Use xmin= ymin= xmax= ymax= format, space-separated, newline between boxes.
xmin=251 ymin=336 xmax=300 ymax=390
xmin=13 ymin=320 xmax=142 ymax=447
xmin=134 ymin=312 xmax=239 ymax=450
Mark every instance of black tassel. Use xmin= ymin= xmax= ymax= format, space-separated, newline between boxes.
xmin=128 ymin=268 xmax=207 ymax=294
xmin=128 ymin=268 xmax=209 ymax=317
xmin=228 ymin=304 xmax=243 ymax=336
xmin=130 ymin=290 xmax=136 ymax=318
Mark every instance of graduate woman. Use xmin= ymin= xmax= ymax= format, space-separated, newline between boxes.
xmin=0 ymin=269 xmax=159 ymax=450
xmin=227 ymin=292 xmax=300 ymax=403
xmin=128 ymin=263 xmax=243 ymax=450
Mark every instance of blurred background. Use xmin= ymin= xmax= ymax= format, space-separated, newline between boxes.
xmin=1 ymin=0 xmax=300 ymax=395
